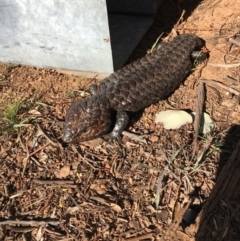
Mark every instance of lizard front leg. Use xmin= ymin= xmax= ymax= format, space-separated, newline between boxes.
xmin=108 ymin=111 xmax=129 ymax=139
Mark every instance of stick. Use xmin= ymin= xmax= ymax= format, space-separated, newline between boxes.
xmin=229 ymin=37 xmax=240 ymax=47
xmin=122 ymin=131 xmax=147 ymax=144
xmin=200 ymin=79 xmax=240 ymax=96
xmin=193 ymin=83 xmax=205 ymax=153
xmin=32 ymin=179 xmax=75 ymax=185
xmin=22 ymin=142 xmax=50 ymax=176
xmin=37 ymin=123 xmax=58 ymax=147
xmin=71 ymin=145 xmax=96 ymax=170
xmin=121 ymin=233 xmax=154 ymax=241
xmin=0 ymin=219 xmax=60 ymax=226
xmin=208 ymin=62 xmax=240 ymax=68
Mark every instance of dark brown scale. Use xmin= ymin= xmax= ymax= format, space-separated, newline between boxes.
xmin=63 ymin=34 xmax=208 ymax=143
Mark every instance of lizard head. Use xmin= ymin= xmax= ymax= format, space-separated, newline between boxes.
xmin=63 ymin=96 xmax=112 ymax=143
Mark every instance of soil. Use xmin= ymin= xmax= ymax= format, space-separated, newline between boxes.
xmin=1 ymin=0 xmax=240 ymax=240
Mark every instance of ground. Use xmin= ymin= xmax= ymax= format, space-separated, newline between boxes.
xmin=0 ymin=0 xmax=240 ymax=240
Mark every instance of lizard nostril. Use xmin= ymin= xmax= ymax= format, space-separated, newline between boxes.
xmin=62 ymin=130 xmax=72 ymax=143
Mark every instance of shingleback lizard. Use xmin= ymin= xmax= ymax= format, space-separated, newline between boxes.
xmin=63 ymin=34 xmax=208 ymax=143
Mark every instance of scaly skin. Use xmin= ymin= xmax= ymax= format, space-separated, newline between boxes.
xmin=63 ymin=34 xmax=208 ymax=142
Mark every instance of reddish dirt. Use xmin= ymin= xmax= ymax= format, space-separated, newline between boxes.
xmin=0 ymin=0 xmax=240 ymax=240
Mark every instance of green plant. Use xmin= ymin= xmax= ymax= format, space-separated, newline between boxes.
xmin=3 ymin=99 xmax=22 ymax=125
xmin=150 ymin=32 xmax=164 ymax=52
xmin=0 ymin=99 xmax=29 ymax=134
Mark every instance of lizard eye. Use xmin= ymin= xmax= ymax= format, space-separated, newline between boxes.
xmin=81 ymin=127 xmax=88 ymax=133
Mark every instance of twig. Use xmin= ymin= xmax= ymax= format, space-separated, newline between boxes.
xmin=44 ymin=227 xmax=63 ymax=236
xmin=171 ymin=180 xmax=186 ymax=226
xmin=219 ymin=23 xmax=226 ymax=36
xmin=38 ymin=192 xmax=54 ymax=214
xmin=9 ymin=226 xmax=35 ymax=233
xmin=71 ymin=145 xmax=96 ymax=170
xmin=9 ymin=190 xmax=26 ymax=199
xmin=155 ymin=172 xmax=165 ymax=209
xmin=32 ymin=179 xmax=75 ymax=185
xmin=0 ymin=219 xmax=60 ymax=226
xmin=207 ymin=85 xmax=222 ymax=103
xmin=122 ymin=131 xmax=147 ymax=144
xmin=22 ymin=142 xmax=51 ymax=176
xmin=193 ymin=83 xmax=205 ymax=153
xmin=208 ymin=62 xmax=240 ymax=68
xmin=163 ymin=10 xmax=186 ymax=42
xmin=37 ymin=123 xmax=58 ymax=147
xmin=195 ymin=57 xmax=209 ymax=80
xmin=67 ymin=193 xmax=82 ymax=209
xmin=192 ymin=136 xmax=213 ymax=170
xmin=121 ymin=233 xmax=154 ymax=241
xmin=174 ymin=10 xmax=186 ymax=28
xmin=183 ymin=175 xmax=194 ymax=193
xmin=222 ymin=75 xmax=239 ymax=84
xmin=200 ymin=79 xmax=240 ymax=96
xmin=28 ymin=142 xmax=50 ymax=157
xmin=229 ymin=37 xmax=240 ymax=47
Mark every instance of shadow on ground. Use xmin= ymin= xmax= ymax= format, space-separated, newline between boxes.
xmin=128 ymin=0 xmax=204 ymax=62
xmin=196 ymin=125 xmax=240 ymax=241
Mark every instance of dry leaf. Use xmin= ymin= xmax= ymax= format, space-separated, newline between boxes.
xmin=28 ymin=109 xmax=42 ymax=115
xmin=0 ymin=145 xmax=7 ymax=158
xmin=66 ymin=206 xmax=80 ymax=214
xmin=90 ymin=184 xmax=107 ymax=194
xmin=54 ymin=165 xmax=70 ymax=178
xmin=110 ymin=203 xmax=122 ymax=213
xmin=150 ymin=135 xmax=159 ymax=142
xmin=82 ymin=138 xmax=104 ymax=148
xmin=104 ymin=162 xmax=111 ymax=169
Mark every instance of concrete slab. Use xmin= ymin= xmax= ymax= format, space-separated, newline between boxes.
xmin=0 ymin=0 xmax=162 ymax=74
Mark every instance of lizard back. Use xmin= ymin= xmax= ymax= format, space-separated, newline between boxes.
xmin=96 ymin=34 xmax=205 ymax=112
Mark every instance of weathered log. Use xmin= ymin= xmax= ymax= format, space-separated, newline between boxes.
xmin=196 ymin=140 xmax=240 ymax=241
